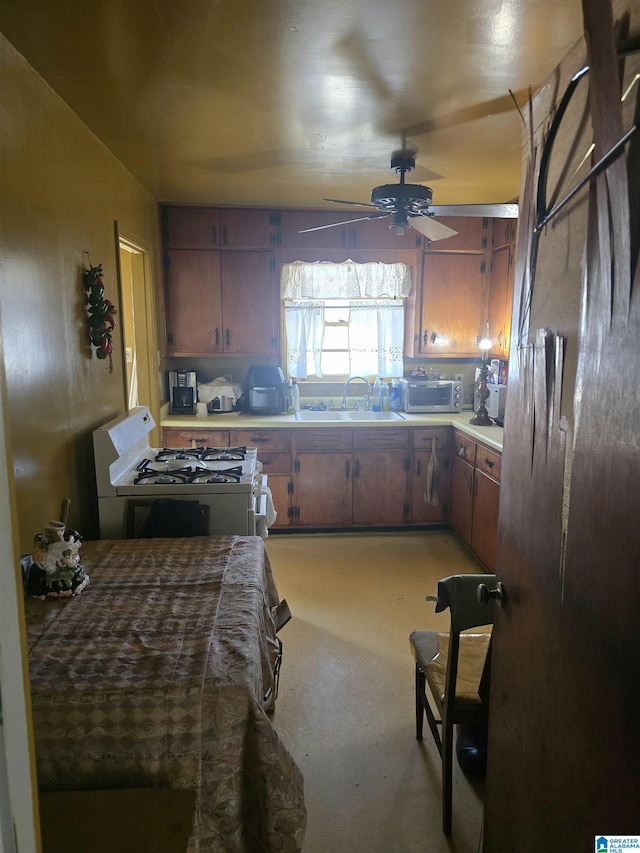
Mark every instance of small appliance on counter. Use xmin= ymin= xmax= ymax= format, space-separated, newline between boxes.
xmin=244 ymin=365 xmax=287 ymax=415
xmin=399 ymin=377 xmax=463 ymax=413
xmin=197 ymin=377 xmax=243 ymax=414
xmin=168 ymin=371 xmax=197 ymax=415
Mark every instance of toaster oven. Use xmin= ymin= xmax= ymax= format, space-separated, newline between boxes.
xmin=399 ymin=377 xmax=463 ymax=413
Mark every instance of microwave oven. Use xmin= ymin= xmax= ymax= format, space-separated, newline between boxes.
xmin=399 ymin=378 xmax=463 ymax=413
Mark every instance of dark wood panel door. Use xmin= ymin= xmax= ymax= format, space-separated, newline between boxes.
xmin=278 ymin=210 xmax=349 ymax=250
xmin=267 ymin=475 xmax=293 ymax=528
xmin=427 ymin=216 xmax=489 ymax=252
xmin=219 ymin=209 xmax=278 ymax=248
xmin=419 ymin=252 xmax=486 ymax=355
xmin=164 ymin=250 xmax=222 ymax=355
xmin=220 ymin=251 xmax=279 ymax=355
xmin=352 ymin=451 xmax=409 ymax=524
xmin=295 ymin=452 xmax=352 ymax=526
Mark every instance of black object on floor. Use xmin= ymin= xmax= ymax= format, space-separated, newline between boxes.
xmin=456 ymin=723 xmax=488 ymax=777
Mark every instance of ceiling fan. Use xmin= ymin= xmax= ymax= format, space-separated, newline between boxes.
xmin=300 ymin=146 xmax=519 ymax=242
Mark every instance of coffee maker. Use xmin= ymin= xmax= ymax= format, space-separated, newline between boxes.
xmin=168 ymin=371 xmax=197 ymax=414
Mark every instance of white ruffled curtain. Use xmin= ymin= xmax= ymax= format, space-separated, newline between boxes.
xmin=284 ymin=300 xmax=325 ymax=378
xmin=281 ymin=261 xmax=410 ymax=379
xmin=281 ymin=260 xmax=411 ymax=299
xmin=349 ymin=300 xmax=405 ymax=377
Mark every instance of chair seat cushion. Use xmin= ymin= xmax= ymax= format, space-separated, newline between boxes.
xmin=410 ymin=630 xmax=491 ymax=706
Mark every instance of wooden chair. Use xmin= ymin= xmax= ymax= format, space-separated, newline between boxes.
xmin=409 ymin=573 xmax=498 ymax=835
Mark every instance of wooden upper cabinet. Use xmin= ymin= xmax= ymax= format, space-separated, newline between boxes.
xmin=164 ymin=250 xmax=222 ymax=355
xmin=487 ymin=245 xmax=514 ymax=358
xmin=220 ymin=251 xmax=279 ymax=354
xmin=428 ymin=216 xmax=490 ymax=252
xmin=218 ymin=209 xmax=279 ymax=248
xmin=162 ymin=207 xmax=220 ymax=249
xmin=418 ymin=252 xmax=486 ymax=355
xmin=278 ymin=210 xmax=350 ymax=249
xmin=348 ymin=214 xmax=424 ymax=250
xmin=491 ymin=217 xmax=517 ymax=251
xmin=161 ymin=206 xmax=278 ymax=249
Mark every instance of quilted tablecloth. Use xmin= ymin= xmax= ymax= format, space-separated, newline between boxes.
xmin=25 ymin=535 xmax=306 ymax=852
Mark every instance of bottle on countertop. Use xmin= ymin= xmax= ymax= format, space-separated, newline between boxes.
xmin=290 ymin=378 xmax=300 ymax=412
xmin=389 ymin=379 xmax=400 ymax=412
xmin=372 ymin=377 xmax=382 ymax=411
xmin=381 ymin=382 xmax=390 ymax=411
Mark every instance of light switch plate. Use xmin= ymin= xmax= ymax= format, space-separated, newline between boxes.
xmin=455 ymin=373 xmax=464 ymax=382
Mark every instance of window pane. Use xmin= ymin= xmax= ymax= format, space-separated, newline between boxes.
xmin=321 ymin=351 xmax=350 ymax=375
xmin=323 ymin=326 xmax=349 ymax=348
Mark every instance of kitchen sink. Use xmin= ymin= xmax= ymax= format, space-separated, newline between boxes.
xmin=294 ymin=410 xmax=405 ymax=422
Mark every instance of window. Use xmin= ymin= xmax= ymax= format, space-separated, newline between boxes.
xmin=281 ymin=261 xmax=411 ymax=380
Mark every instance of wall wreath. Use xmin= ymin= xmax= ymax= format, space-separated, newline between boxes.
xmin=83 ymin=258 xmax=117 ymax=372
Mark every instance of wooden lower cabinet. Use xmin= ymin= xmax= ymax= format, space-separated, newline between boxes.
xmin=161 ymin=424 xmax=500 ymax=544
xmin=411 ymin=427 xmax=450 ymax=524
xmin=450 ymin=429 xmax=501 ymax=570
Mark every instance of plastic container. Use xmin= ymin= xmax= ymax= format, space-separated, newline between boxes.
xmin=290 ymin=378 xmax=300 ymax=412
xmin=381 ymin=383 xmax=390 ymax=411
xmin=389 ymin=379 xmax=400 ymax=412
xmin=372 ymin=377 xmax=382 ymax=411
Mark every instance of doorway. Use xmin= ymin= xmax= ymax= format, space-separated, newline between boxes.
xmin=116 ymin=228 xmax=160 ymax=443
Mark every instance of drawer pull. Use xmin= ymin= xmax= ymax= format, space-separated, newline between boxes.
xmin=484 ymin=458 xmax=494 ymax=468
xmin=458 ymin=445 xmax=466 ymax=457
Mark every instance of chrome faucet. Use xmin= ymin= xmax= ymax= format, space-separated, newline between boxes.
xmin=342 ymin=376 xmax=372 ymax=409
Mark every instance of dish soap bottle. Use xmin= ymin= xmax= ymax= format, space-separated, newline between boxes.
xmin=372 ymin=377 xmax=382 ymax=411
xmin=389 ymin=379 xmax=400 ymax=412
xmin=381 ymin=382 xmax=390 ymax=411
xmin=290 ymin=378 xmax=300 ymax=413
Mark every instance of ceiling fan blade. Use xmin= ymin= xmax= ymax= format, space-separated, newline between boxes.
xmin=298 ymin=212 xmax=390 ymax=234
xmin=324 ymin=197 xmax=377 ymax=208
xmin=429 ymin=203 xmax=519 ymax=218
xmin=409 ymin=216 xmax=458 ymax=242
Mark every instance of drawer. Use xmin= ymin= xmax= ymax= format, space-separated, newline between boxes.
xmin=294 ymin=429 xmax=353 ymax=452
xmin=412 ymin=427 xmax=449 ymax=451
xmin=162 ymin=428 xmax=230 ymax=448
xmin=476 ymin=445 xmax=502 ymax=481
xmin=230 ymin=429 xmax=291 ymax=451
xmin=452 ymin=429 xmax=477 ymax=464
xmin=352 ymin=428 xmax=409 ymax=451
xmin=257 ymin=452 xmax=292 ymax=475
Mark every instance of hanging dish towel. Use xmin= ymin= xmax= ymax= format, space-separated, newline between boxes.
xmin=425 ymin=436 xmax=440 ymax=505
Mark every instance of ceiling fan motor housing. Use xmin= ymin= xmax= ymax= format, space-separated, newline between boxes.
xmin=370 ymin=182 xmax=433 ymax=214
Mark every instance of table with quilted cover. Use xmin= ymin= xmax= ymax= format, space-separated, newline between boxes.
xmin=25 ymin=535 xmax=306 ymax=852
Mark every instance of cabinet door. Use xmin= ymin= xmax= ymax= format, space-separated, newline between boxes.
xmin=412 ymin=448 xmax=450 ymax=523
xmin=161 ymin=427 xmax=230 ymax=449
xmin=267 ymin=475 xmax=293 ymax=528
xmin=491 ymin=217 xmax=517 ymax=251
xmin=487 ymin=244 xmax=514 ymax=358
xmin=219 ymin=209 xmax=278 ymax=248
xmin=278 ymin=210 xmax=349 ymax=250
xmin=348 ymin=215 xmax=424 ymax=251
xmin=220 ymin=251 xmax=279 ymax=355
xmin=352 ymin=451 xmax=410 ymax=524
xmin=419 ymin=253 xmax=486 ymax=355
xmin=427 ymin=217 xmax=490 ymax=252
xmin=165 ymin=250 xmax=222 ymax=355
xmin=450 ymin=454 xmax=474 ymax=545
xmin=295 ymin=452 xmax=352 ymax=526
xmin=471 ymin=469 xmax=500 ymax=570
xmin=162 ymin=206 xmax=220 ymax=248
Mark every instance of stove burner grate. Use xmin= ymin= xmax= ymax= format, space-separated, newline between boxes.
xmin=189 ymin=466 xmax=243 ymax=484
xmin=154 ymin=446 xmax=248 ymax=462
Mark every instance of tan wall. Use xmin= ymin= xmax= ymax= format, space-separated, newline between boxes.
xmin=0 ymin=34 xmax=162 ymax=551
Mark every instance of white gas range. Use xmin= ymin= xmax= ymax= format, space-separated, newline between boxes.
xmin=93 ymin=406 xmax=269 ymax=538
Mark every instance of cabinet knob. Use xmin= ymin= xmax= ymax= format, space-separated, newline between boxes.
xmin=484 ymin=458 xmax=494 ymax=468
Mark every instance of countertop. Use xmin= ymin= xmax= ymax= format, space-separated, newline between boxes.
xmin=161 ymin=410 xmax=504 ymax=452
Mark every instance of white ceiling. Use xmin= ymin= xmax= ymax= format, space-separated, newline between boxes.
xmin=0 ymin=0 xmax=585 ymax=210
